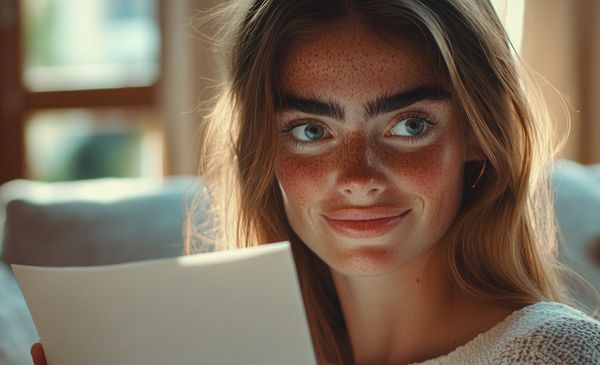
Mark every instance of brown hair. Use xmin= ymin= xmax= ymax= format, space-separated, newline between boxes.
xmin=186 ymin=1 xmax=593 ymax=363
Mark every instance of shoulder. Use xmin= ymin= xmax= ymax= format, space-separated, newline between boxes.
xmin=493 ymin=302 xmax=600 ymax=364
xmin=410 ymin=302 xmax=598 ymax=365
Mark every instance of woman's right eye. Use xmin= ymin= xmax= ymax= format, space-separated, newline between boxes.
xmin=290 ymin=123 xmax=330 ymax=141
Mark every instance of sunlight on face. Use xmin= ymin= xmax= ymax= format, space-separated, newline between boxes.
xmin=275 ymin=20 xmax=466 ymax=276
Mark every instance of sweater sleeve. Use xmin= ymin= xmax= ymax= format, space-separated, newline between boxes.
xmin=493 ymin=310 xmax=600 ymax=364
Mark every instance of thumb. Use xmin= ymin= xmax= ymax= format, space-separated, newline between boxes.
xmin=31 ymin=342 xmax=47 ymax=365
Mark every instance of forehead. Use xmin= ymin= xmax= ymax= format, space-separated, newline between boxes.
xmin=282 ymin=20 xmax=445 ymax=99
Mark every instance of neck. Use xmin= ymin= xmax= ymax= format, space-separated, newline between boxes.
xmin=330 ymin=247 xmax=514 ymax=365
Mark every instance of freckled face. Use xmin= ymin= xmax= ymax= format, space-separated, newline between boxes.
xmin=275 ymin=21 xmax=466 ymax=276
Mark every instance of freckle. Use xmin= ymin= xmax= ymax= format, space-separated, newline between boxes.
xmin=416 ymin=277 xmax=421 ymax=283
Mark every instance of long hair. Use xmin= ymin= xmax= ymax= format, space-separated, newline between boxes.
xmin=186 ymin=1 xmax=591 ymax=363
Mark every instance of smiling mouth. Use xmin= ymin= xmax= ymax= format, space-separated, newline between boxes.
xmin=323 ymin=208 xmax=411 ymax=238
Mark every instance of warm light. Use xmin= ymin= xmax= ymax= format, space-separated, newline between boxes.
xmin=21 ymin=0 xmax=160 ymax=91
xmin=491 ymin=0 xmax=526 ymax=53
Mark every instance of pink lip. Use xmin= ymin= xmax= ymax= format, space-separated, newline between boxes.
xmin=323 ymin=207 xmax=411 ymax=238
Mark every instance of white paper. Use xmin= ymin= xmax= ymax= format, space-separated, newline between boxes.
xmin=13 ymin=241 xmax=316 ymax=365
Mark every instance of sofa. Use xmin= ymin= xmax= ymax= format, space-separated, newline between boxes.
xmin=0 ymin=160 xmax=599 ymax=364
xmin=0 ymin=176 xmax=203 ymax=364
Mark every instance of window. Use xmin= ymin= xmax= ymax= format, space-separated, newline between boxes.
xmin=22 ymin=0 xmax=160 ymax=91
xmin=0 ymin=0 xmax=164 ymax=183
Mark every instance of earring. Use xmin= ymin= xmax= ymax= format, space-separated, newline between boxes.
xmin=468 ymin=160 xmax=487 ymax=189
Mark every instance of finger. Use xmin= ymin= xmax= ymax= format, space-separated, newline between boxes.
xmin=31 ymin=342 xmax=47 ymax=365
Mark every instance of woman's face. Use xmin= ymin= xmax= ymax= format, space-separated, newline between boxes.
xmin=275 ymin=21 xmax=467 ymax=276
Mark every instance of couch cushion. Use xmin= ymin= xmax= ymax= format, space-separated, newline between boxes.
xmin=0 ymin=177 xmax=203 ymax=266
xmin=553 ymin=160 xmax=600 ymax=305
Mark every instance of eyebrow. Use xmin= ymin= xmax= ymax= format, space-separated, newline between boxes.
xmin=364 ymin=86 xmax=451 ymax=119
xmin=278 ymin=85 xmax=451 ymax=121
xmin=279 ymin=96 xmax=345 ymax=121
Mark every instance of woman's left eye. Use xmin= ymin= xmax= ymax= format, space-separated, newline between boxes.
xmin=389 ymin=117 xmax=429 ymax=137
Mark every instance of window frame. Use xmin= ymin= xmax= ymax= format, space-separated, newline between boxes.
xmin=0 ymin=0 xmax=165 ymax=183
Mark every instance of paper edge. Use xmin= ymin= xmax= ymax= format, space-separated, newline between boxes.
xmin=11 ymin=241 xmax=291 ymax=274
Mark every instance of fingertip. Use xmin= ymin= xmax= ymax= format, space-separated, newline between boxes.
xmin=30 ymin=342 xmax=46 ymax=365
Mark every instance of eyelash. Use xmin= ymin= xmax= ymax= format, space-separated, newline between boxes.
xmin=280 ymin=120 xmax=320 ymax=134
xmin=280 ymin=120 xmax=332 ymax=147
xmin=280 ymin=112 xmax=439 ymax=147
xmin=386 ymin=112 xmax=439 ymax=143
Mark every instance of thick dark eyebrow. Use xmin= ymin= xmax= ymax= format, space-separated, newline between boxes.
xmin=364 ymin=86 xmax=452 ymax=119
xmin=278 ymin=85 xmax=451 ymax=122
xmin=278 ymin=95 xmax=345 ymax=121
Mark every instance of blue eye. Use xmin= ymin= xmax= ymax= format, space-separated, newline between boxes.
xmin=390 ymin=117 xmax=428 ymax=136
xmin=291 ymin=123 xmax=329 ymax=141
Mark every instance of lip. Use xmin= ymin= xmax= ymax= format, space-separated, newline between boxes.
xmin=323 ymin=207 xmax=411 ymax=238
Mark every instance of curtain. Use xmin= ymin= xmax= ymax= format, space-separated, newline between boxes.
xmin=161 ymin=0 xmax=222 ymax=175
xmin=521 ymin=0 xmax=600 ymax=163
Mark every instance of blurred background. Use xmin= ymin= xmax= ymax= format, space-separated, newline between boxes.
xmin=0 ymin=0 xmax=222 ymax=184
xmin=0 ymin=0 xmax=598 ymax=185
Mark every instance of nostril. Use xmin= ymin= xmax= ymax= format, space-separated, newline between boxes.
xmin=341 ymin=180 xmax=384 ymax=196
xmin=367 ymin=186 xmax=382 ymax=196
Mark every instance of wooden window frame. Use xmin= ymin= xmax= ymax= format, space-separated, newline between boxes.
xmin=0 ymin=0 xmax=164 ymax=184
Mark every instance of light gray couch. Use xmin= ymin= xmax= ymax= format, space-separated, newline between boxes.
xmin=0 ymin=160 xmax=598 ymax=364
xmin=0 ymin=176 xmax=203 ymax=365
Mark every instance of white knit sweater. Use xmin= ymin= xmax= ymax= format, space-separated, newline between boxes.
xmin=412 ymin=302 xmax=600 ymax=365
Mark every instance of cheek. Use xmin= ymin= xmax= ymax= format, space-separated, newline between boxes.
xmin=274 ymin=149 xmax=334 ymax=210
xmin=381 ymin=141 xmax=464 ymax=205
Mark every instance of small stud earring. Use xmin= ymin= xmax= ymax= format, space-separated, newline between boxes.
xmin=469 ymin=160 xmax=487 ymax=189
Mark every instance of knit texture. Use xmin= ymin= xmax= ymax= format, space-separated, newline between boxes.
xmin=413 ymin=302 xmax=600 ymax=365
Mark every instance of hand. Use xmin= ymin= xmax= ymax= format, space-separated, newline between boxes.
xmin=31 ymin=342 xmax=47 ymax=365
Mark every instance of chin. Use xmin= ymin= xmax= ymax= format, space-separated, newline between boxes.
xmin=324 ymin=244 xmax=417 ymax=276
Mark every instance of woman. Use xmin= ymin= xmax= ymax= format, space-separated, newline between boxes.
xmin=33 ymin=0 xmax=600 ymax=364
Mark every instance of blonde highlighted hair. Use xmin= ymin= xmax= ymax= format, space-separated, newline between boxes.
xmin=186 ymin=1 xmax=595 ymax=363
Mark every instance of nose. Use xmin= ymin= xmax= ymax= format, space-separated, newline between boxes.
xmin=336 ymin=137 xmax=387 ymax=199
xmin=340 ymin=178 xmax=385 ymax=198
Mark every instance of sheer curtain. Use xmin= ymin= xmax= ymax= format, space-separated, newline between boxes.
xmin=161 ymin=0 xmax=222 ymax=176
xmin=520 ymin=0 xmax=600 ymax=163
